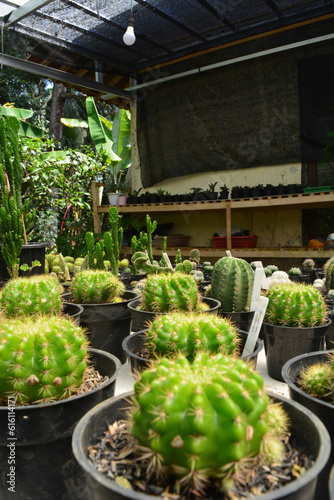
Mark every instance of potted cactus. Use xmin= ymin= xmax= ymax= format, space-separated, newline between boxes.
xmin=0 ymin=116 xmax=48 ymax=281
xmin=0 ymin=313 xmax=122 ymax=500
xmin=72 ymin=352 xmax=330 ymax=500
xmin=127 ymin=272 xmax=220 ymax=332
xmin=69 ymin=269 xmax=138 ymax=362
xmin=209 ymin=255 xmax=255 ymax=330
xmin=282 ymin=350 xmax=334 ymax=499
xmin=122 ymin=310 xmax=263 ymax=376
xmin=262 ymin=282 xmax=330 ymax=381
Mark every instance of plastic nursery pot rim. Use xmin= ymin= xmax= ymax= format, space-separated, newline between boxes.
xmin=281 ymin=349 xmax=334 ymax=411
xmin=72 ymin=391 xmax=331 ymax=500
xmin=72 ymin=290 xmax=140 ymax=307
xmin=262 ymin=318 xmax=332 ymax=336
xmin=121 ymin=330 xmax=263 ymax=365
xmin=0 ymin=348 xmax=122 ymax=413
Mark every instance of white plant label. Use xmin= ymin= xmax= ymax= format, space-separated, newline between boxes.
xmin=163 ymin=252 xmax=173 ymax=269
xmin=226 ymin=250 xmax=232 ymax=257
xmin=250 ymin=267 xmax=265 ymax=311
xmin=252 ymin=260 xmax=270 ymax=290
xmin=242 ymin=296 xmax=269 ymax=357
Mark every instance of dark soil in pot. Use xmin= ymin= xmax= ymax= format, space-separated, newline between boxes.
xmin=72 ymin=391 xmax=331 ymax=500
xmin=0 ymin=348 xmax=122 ymax=500
xmin=128 ymin=297 xmax=220 ymax=332
xmin=122 ymin=329 xmax=263 ymax=376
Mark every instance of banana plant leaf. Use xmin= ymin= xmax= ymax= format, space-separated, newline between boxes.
xmin=60 ymin=118 xmax=89 ymax=128
xmin=0 ymin=107 xmax=33 ymax=120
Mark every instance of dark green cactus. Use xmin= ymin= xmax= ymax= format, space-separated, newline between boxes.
xmin=146 ymin=311 xmax=238 ymax=361
xmin=211 ymin=256 xmax=254 ymax=312
xmin=0 ymin=315 xmax=88 ymax=404
xmin=299 ymin=358 xmax=334 ymax=401
xmin=0 ymin=116 xmax=36 ymax=278
xmin=70 ymin=269 xmax=125 ymax=304
xmin=264 ymin=283 xmax=327 ymax=327
xmin=0 ymin=275 xmax=63 ymax=317
xmin=131 ymin=352 xmax=288 ymax=485
xmin=140 ymin=272 xmax=202 ymax=312
xmin=324 ymin=257 xmax=334 ymax=292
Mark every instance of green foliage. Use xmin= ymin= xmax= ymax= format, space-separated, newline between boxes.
xmin=264 ymin=283 xmax=327 ymax=327
xmin=131 ymin=352 xmax=288 ymax=487
xmin=0 ymin=315 xmax=88 ymax=405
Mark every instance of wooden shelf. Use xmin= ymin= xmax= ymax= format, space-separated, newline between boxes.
xmin=121 ymin=246 xmax=334 ymax=260
xmin=92 ymin=183 xmax=334 ymax=257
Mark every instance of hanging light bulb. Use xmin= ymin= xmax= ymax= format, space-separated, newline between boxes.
xmin=123 ymin=17 xmax=136 ymax=45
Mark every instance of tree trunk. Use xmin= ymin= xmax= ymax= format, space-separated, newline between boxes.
xmin=49 ymin=82 xmax=67 ymax=141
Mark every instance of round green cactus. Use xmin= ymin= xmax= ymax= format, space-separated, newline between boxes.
xmin=264 ymin=282 xmax=327 ymax=327
xmin=146 ymin=311 xmax=238 ymax=361
xmin=131 ymin=352 xmax=288 ymax=485
xmin=299 ymin=359 xmax=334 ymax=400
xmin=0 ymin=316 xmax=88 ymax=404
xmin=140 ymin=272 xmax=201 ymax=313
xmin=70 ymin=270 xmax=125 ymax=304
xmin=211 ymin=256 xmax=254 ymax=312
xmin=0 ymin=274 xmax=63 ymax=317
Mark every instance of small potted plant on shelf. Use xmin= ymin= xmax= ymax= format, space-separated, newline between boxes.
xmin=219 ymin=183 xmax=229 ymax=199
xmin=262 ymin=282 xmax=330 ymax=382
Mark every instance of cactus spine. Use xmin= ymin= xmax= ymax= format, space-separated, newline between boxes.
xmin=70 ymin=269 xmax=125 ymax=304
xmin=264 ymin=283 xmax=327 ymax=327
xmin=0 ymin=116 xmax=36 ymax=278
xmin=140 ymin=272 xmax=201 ymax=312
xmin=0 ymin=315 xmax=88 ymax=405
xmin=146 ymin=311 xmax=238 ymax=361
xmin=211 ymin=256 xmax=254 ymax=312
xmin=0 ymin=275 xmax=63 ymax=317
xmin=131 ymin=352 xmax=288 ymax=487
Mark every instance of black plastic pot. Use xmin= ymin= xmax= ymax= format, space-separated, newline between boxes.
xmin=0 ymin=348 xmax=121 ymax=500
xmin=122 ymin=329 xmax=263 ymax=376
xmin=219 ymin=309 xmax=254 ymax=332
xmin=0 ymin=242 xmax=49 ymax=280
xmin=327 ymin=313 xmax=334 ymax=348
xmin=62 ymin=301 xmax=84 ymax=325
xmin=72 ymin=391 xmax=331 ymax=500
xmin=330 ymin=465 xmax=334 ymax=500
xmin=75 ymin=290 xmax=138 ymax=363
xmin=282 ymin=351 xmax=334 ymax=500
xmin=262 ymin=319 xmax=330 ymax=382
xmin=128 ymin=297 xmax=221 ymax=332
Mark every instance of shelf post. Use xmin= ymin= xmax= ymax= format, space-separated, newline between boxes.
xmin=92 ymin=182 xmax=102 ymax=234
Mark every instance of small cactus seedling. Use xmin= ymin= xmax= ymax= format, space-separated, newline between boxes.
xmin=189 ymin=248 xmax=200 ymax=265
xmin=0 ymin=315 xmax=89 ymax=405
xmin=139 ymin=272 xmax=204 ymax=313
xmin=0 ymin=274 xmax=63 ymax=317
xmin=146 ymin=311 xmax=239 ymax=361
xmin=70 ymin=270 xmax=125 ymax=304
xmin=302 ymin=258 xmax=315 ymax=270
xmin=130 ymin=352 xmax=289 ymax=490
xmin=174 ymin=259 xmax=193 ymax=274
xmin=299 ymin=357 xmax=334 ymax=401
xmin=288 ymin=267 xmax=302 ymax=276
xmin=263 ymin=282 xmax=327 ymax=327
xmin=210 ymin=256 xmax=254 ymax=312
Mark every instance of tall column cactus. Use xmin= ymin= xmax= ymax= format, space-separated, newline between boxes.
xmin=146 ymin=214 xmax=157 ymax=264
xmin=105 ymin=206 xmax=123 ymax=275
xmin=0 ymin=116 xmax=36 ymax=278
